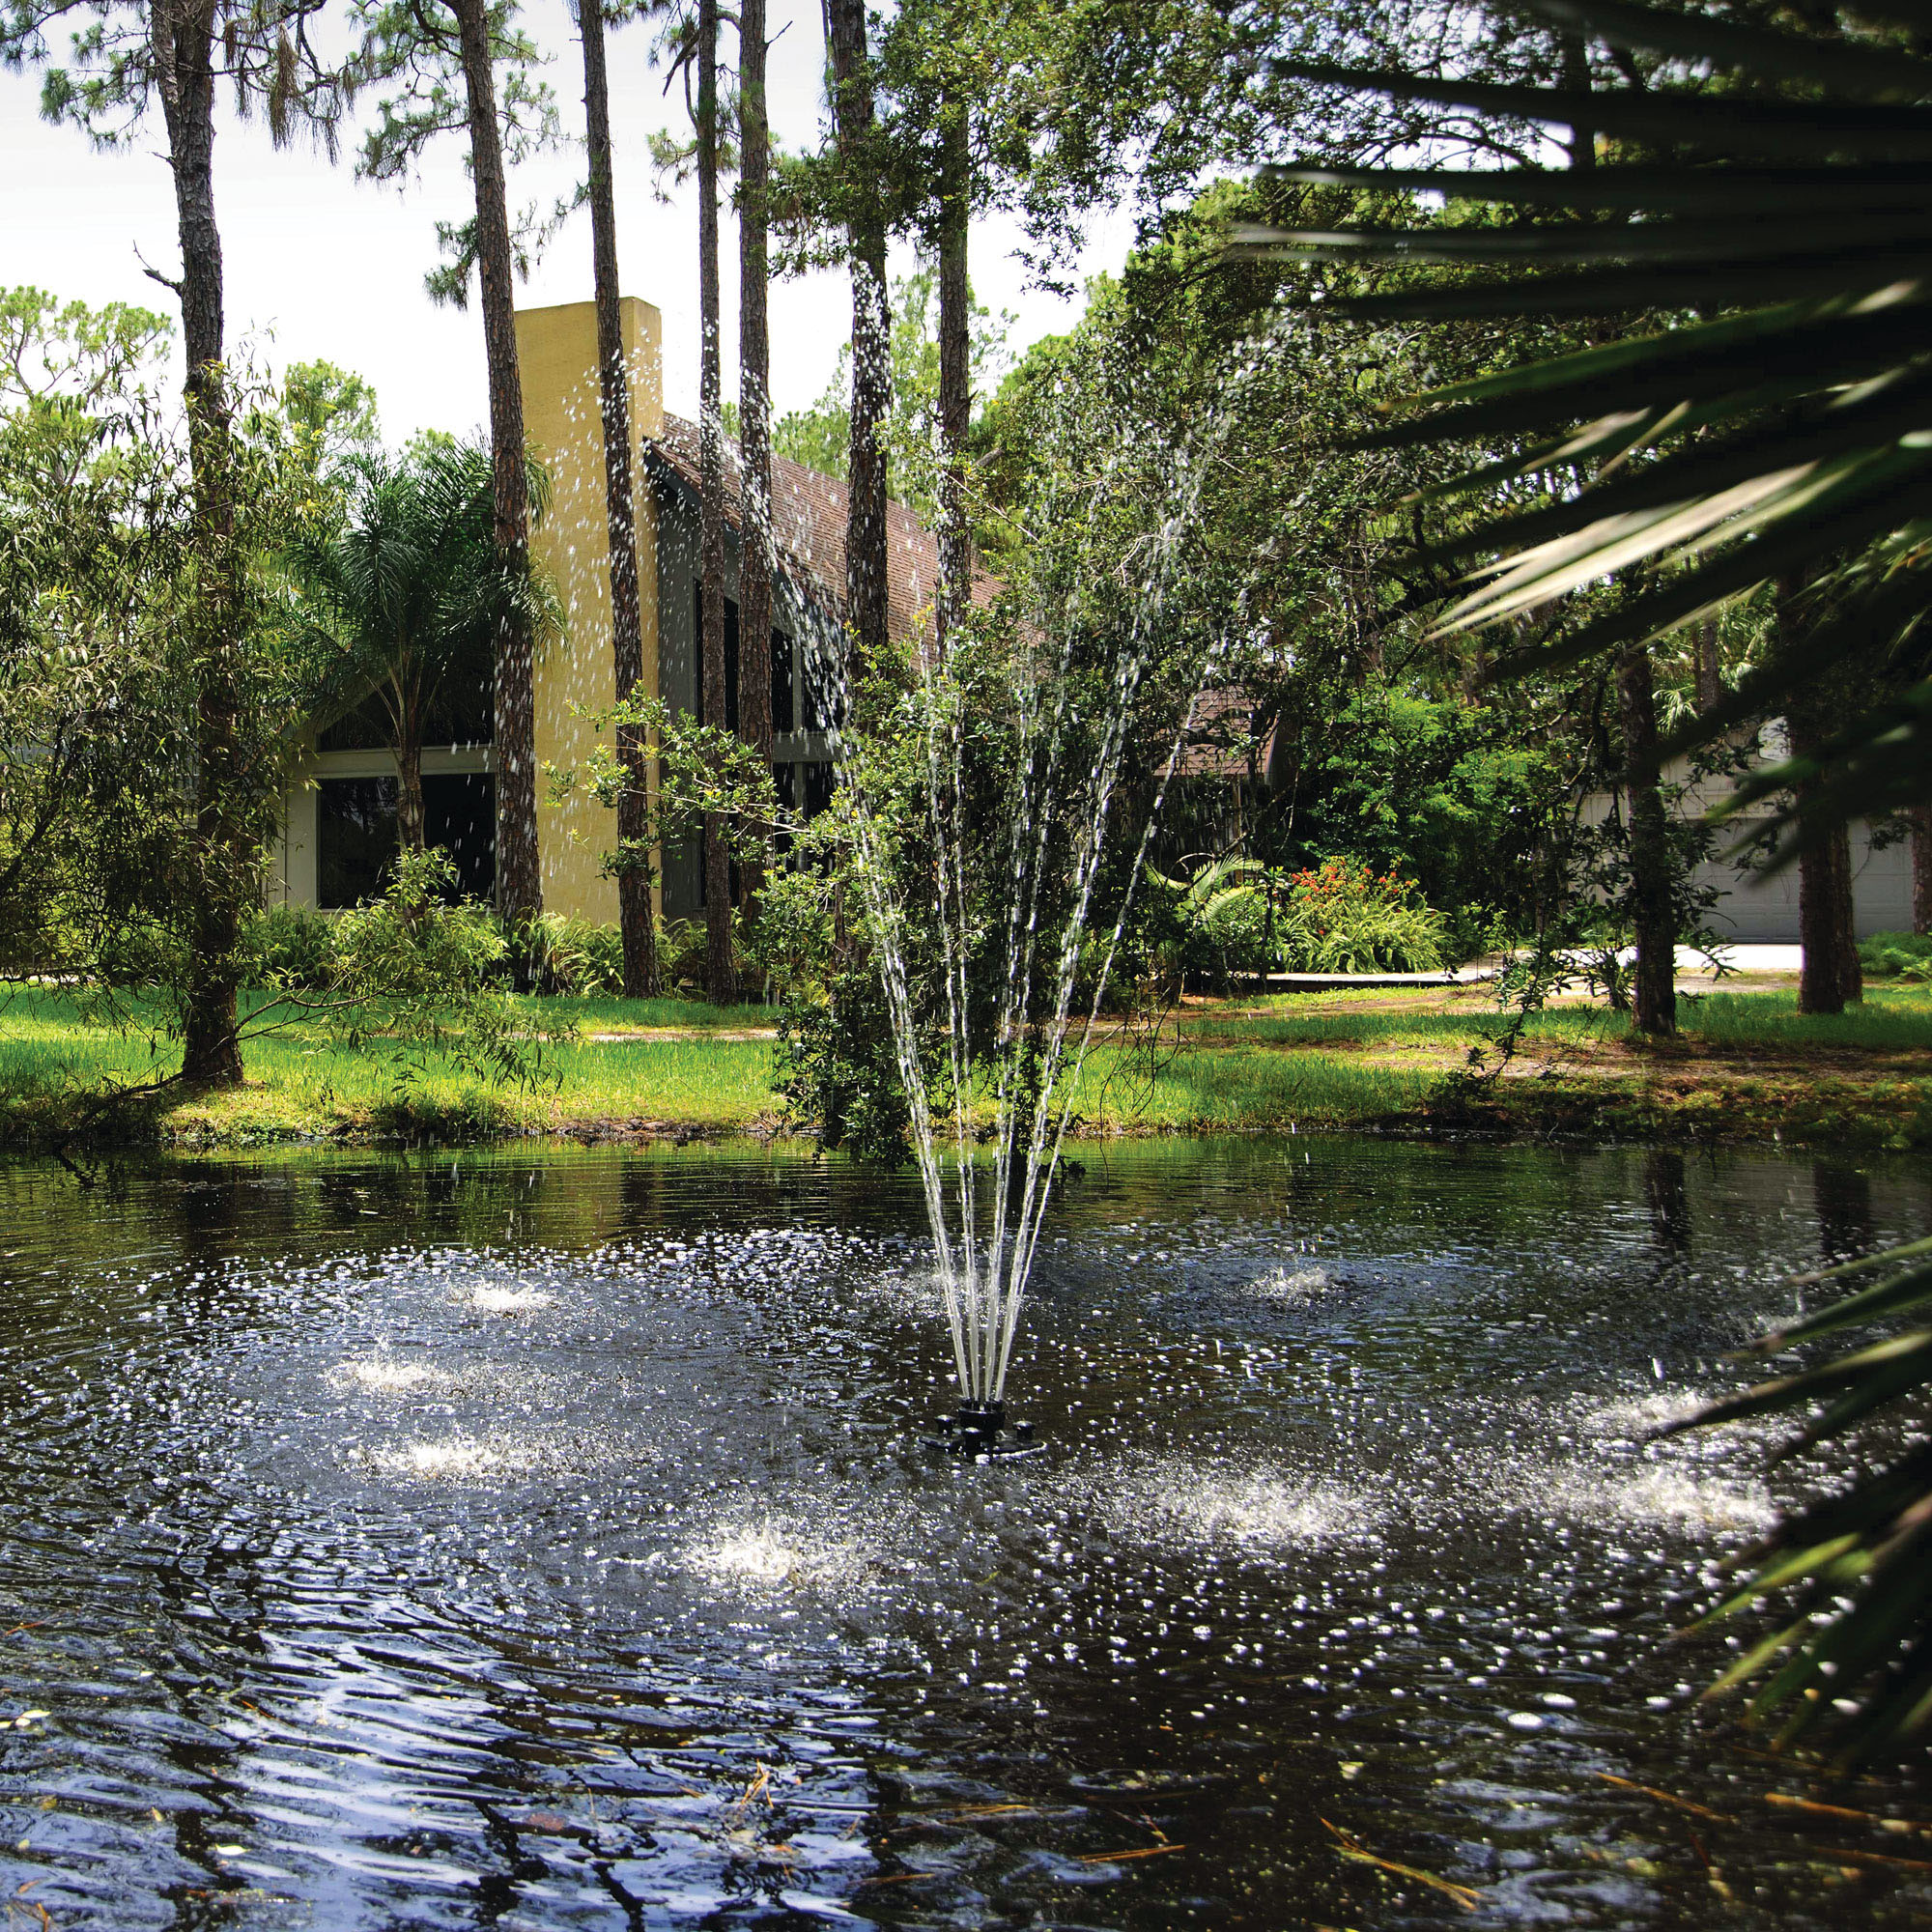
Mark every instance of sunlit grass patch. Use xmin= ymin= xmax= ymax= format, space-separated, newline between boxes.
xmin=1678 ymin=987 xmax=1932 ymax=1050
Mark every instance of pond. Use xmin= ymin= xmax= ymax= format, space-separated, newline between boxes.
xmin=0 ymin=1137 xmax=1927 ymax=1929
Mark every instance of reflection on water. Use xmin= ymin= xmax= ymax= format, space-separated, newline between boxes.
xmin=0 ymin=1138 xmax=1927 ymax=1928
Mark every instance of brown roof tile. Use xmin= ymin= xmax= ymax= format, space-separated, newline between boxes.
xmin=645 ymin=413 xmax=993 ymax=650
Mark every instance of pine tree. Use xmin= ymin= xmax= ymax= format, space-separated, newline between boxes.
xmin=737 ymin=0 xmax=776 ymax=884
xmin=8 ymin=0 xmax=355 ymax=1085
xmin=359 ymin=0 xmax=559 ymax=937
xmin=578 ymin=0 xmax=660 ymax=995
xmin=824 ymin=0 xmax=890 ymax=666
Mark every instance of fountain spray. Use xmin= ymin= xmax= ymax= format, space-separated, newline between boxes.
xmin=802 ymin=348 xmax=1253 ymax=1456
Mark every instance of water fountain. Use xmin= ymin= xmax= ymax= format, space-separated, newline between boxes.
xmin=804 ymin=385 xmax=1242 ymax=1454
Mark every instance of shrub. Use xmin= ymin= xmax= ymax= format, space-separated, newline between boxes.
xmin=242 ymin=903 xmax=337 ymax=988
xmin=1154 ymin=856 xmax=1448 ymax=981
xmin=513 ymin=914 xmax=626 ymax=995
xmin=1276 ymin=858 xmax=1448 ymax=975
xmin=1859 ymin=930 xmax=1932 ymax=981
xmin=774 ymin=971 xmax=916 ymax=1163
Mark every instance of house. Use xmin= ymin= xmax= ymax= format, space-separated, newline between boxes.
xmin=270 ymin=295 xmax=958 ymax=923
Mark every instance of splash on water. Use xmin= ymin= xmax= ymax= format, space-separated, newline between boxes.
xmin=1246 ymin=1264 xmax=1331 ymax=1305
xmin=465 ymin=1284 xmax=555 ymax=1315
xmin=1479 ymin=1452 xmax=1776 ymax=1535
xmin=1577 ymin=1390 xmax=1718 ymax=1436
xmin=1094 ymin=1456 xmax=1383 ymax=1552
xmin=363 ymin=1435 xmax=535 ymax=1482
xmin=683 ymin=1518 xmax=867 ymax=1592
xmin=338 ymin=1358 xmax=438 ymax=1394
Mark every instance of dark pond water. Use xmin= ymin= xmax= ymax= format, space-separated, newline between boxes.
xmin=1 ymin=1137 xmax=1928 ymax=1929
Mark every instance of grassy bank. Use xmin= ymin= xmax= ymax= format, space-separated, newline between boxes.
xmin=3 ymin=982 xmax=1929 ymax=1152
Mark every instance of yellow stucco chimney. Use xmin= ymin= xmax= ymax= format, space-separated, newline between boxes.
xmin=514 ymin=297 xmax=664 ymax=923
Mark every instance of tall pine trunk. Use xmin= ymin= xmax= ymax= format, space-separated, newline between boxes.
xmin=1780 ymin=581 xmax=1864 ymax=1013
xmin=825 ymin=0 xmax=889 ymax=666
xmin=1616 ymin=642 xmax=1676 ymax=1037
xmin=579 ymin=0 xmax=658 ymax=996
xmin=697 ymin=0 xmax=734 ymax=1002
xmin=158 ymin=0 xmax=246 ymax=1087
xmin=452 ymin=0 xmax=542 ymax=930
xmin=1791 ymin=696 xmax=1864 ymax=1014
xmin=737 ymin=0 xmax=774 ymax=913
xmin=934 ymin=88 xmax=971 ymax=653
xmin=1912 ymin=805 xmax=1932 ymax=935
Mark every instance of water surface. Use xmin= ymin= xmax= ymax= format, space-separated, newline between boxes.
xmin=0 ymin=1137 xmax=1927 ymax=1928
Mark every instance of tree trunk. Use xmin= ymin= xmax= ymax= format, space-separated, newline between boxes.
xmin=1912 ymin=804 xmax=1932 ymax=934
xmin=1693 ymin=619 xmax=1721 ymax=714
xmin=1616 ymin=642 xmax=1676 ymax=1037
xmin=1793 ymin=743 xmax=1863 ymax=1014
xmin=825 ymin=0 xmax=889 ymax=667
xmin=579 ymin=0 xmax=658 ymax=997
xmin=1803 ymin=819 xmax=1861 ymax=1011
xmin=934 ymin=86 xmax=971 ymax=655
xmin=158 ymin=0 xmax=246 ymax=1088
xmin=737 ymin=0 xmax=774 ymax=909
xmin=396 ymin=734 xmax=426 ymax=851
xmin=697 ymin=0 xmax=735 ymax=1002
xmin=452 ymin=0 xmax=542 ymax=931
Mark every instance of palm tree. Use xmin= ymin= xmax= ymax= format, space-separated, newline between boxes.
xmin=290 ymin=442 xmax=557 ymax=876
xmin=1242 ymin=0 xmax=1932 ymax=1756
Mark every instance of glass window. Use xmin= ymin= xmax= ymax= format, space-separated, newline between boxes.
xmin=802 ymin=760 xmax=835 ymax=820
xmin=422 ymin=773 xmax=496 ymax=901
xmin=318 ymin=677 xmax=491 ymax=753
xmin=771 ymin=633 xmax=794 ymax=736
xmin=316 ymin=773 xmax=495 ymax=908
xmin=801 ymin=644 xmax=840 ymax=731
xmin=317 ymin=777 xmax=397 ymax=908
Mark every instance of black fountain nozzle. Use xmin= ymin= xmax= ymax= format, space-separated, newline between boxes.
xmin=925 ymin=1399 xmax=1039 ymax=1461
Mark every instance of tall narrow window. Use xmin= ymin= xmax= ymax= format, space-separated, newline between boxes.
xmin=771 ymin=632 xmax=794 ymax=736
xmin=694 ymin=589 xmax=741 ymax=730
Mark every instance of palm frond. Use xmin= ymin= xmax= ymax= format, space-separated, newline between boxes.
xmin=1243 ymin=0 xmax=1932 ymax=1755
xmin=1241 ymin=1 xmax=1932 ymax=844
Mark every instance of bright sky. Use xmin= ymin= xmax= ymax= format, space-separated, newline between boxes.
xmin=1 ymin=0 xmax=1140 ymax=441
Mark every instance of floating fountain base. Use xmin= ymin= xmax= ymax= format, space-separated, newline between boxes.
xmin=924 ymin=1400 xmax=1041 ymax=1461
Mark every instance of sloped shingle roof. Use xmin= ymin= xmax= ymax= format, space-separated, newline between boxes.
xmin=644 ymin=414 xmax=994 ymax=649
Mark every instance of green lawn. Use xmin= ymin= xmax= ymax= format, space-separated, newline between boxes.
xmin=2 ymin=980 xmax=1928 ymax=1151
xmin=1199 ymin=984 xmax=1932 ymax=1054
xmin=0 ymin=987 xmax=779 ymax=1145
